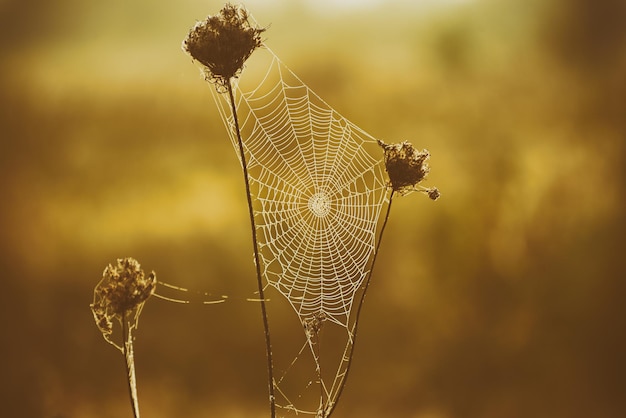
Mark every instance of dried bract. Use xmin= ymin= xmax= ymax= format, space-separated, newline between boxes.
xmin=91 ymin=257 xmax=156 ymax=346
xmin=182 ymin=3 xmax=265 ymax=90
xmin=426 ymin=187 xmax=441 ymax=201
xmin=378 ymin=139 xmax=440 ymax=198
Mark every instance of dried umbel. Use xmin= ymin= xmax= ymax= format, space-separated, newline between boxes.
xmin=378 ymin=139 xmax=440 ymax=199
xmin=182 ymin=3 xmax=265 ymax=90
xmin=91 ymin=257 xmax=156 ymax=348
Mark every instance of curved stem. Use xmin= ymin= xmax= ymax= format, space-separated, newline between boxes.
xmin=227 ymin=81 xmax=276 ymax=418
xmin=122 ymin=311 xmax=140 ymax=418
xmin=326 ymin=190 xmax=395 ymax=417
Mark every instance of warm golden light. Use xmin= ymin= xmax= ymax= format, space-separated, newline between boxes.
xmin=1 ymin=0 xmax=624 ymax=417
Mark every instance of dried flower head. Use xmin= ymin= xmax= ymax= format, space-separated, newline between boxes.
xmin=182 ymin=3 xmax=265 ymax=90
xmin=91 ymin=257 xmax=156 ymax=347
xmin=378 ymin=139 xmax=440 ymax=199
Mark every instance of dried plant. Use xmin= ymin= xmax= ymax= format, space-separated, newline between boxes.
xmin=91 ymin=257 xmax=156 ymax=418
xmin=183 ymin=4 xmax=276 ymax=417
xmin=378 ymin=139 xmax=440 ymax=199
xmin=91 ymin=258 xmax=156 ymax=336
xmin=182 ymin=3 xmax=265 ymax=90
xmin=328 ymin=142 xmax=439 ymax=415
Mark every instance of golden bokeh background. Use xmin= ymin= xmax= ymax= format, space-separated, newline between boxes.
xmin=1 ymin=0 xmax=624 ymax=417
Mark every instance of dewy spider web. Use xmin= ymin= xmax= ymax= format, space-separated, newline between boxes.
xmin=213 ymin=49 xmax=388 ymax=327
xmin=211 ymin=47 xmax=390 ymax=415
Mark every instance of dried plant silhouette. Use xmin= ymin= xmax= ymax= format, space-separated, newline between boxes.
xmin=184 ymin=4 xmax=438 ymax=417
xmin=378 ymin=140 xmax=440 ymax=199
xmin=183 ymin=3 xmax=264 ymax=90
xmin=91 ymin=257 xmax=156 ymax=418
xmin=90 ymin=258 xmax=225 ymax=418
xmin=182 ymin=3 xmax=276 ymax=416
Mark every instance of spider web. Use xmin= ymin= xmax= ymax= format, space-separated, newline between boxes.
xmin=211 ymin=47 xmax=390 ymax=414
xmin=213 ymin=49 xmax=388 ymax=327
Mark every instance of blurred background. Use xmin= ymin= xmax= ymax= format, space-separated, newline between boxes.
xmin=1 ymin=0 xmax=625 ymax=417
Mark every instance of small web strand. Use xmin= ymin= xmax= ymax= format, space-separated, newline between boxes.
xmin=153 ymin=281 xmax=227 ymax=305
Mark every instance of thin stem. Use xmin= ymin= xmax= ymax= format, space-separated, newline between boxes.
xmin=226 ymin=80 xmax=276 ymax=418
xmin=122 ymin=311 xmax=140 ymax=418
xmin=326 ymin=190 xmax=395 ymax=417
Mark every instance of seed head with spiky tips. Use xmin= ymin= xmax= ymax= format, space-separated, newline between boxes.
xmin=378 ymin=139 xmax=440 ymax=199
xmin=182 ymin=3 xmax=265 ymax=91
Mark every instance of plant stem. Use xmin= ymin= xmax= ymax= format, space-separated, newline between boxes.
xmin=226 ymin=80 xmax=276 ymax=418
xmin=326 ymin=190 xmax=395 ymax=417
xmin=122 ymin=311 xmax=141 ymax=418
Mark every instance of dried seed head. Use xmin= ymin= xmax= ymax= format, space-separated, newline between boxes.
xmin=91 ymin=257 xmax=156 ymax=345
xmin=378 ymin=139 xmax=440 ymax=198
xmin=183 ymin=3 xmax=265 ymax=90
